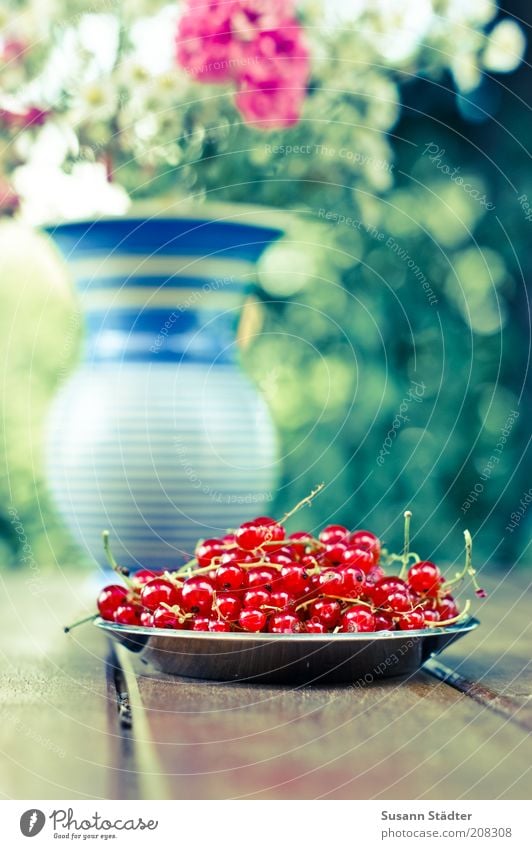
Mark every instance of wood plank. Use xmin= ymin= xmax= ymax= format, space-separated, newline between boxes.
xmin=132 ymin=662 xmax=532 ymax=800
xmin=434 ymin=570 xmax=532 ymax=727
xmin=0 ymin=573 xmax=135 ymax=799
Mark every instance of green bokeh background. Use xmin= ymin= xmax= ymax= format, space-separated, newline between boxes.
xmin=1 ymin=11 xmax=530 ymax=573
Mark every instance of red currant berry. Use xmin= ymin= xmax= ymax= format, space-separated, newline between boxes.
xmin=181 ymin=577 xmax=215 ymax=615
xmin=97 ymin=585 xmax=128 ymax=620
xmin=215 ymin=563 xmax=247 ymax=591
xmin=247 ymin=566 xmax=279 ymax=591
xmin=239 ymin=608 xmax=267 ymax=632
xmin=305 ymin=619 xmax=327 ymax=633
xmin=339 ymin=606 xmax=376 ymax=633
xmin=370 ymin=576 xmax=407 ymax=607
xmin=243 ymin=588 xmax=270 ymax=609
xmin=113 ymin=604 xmax=142 ymax=625
xmin=152 ymin=606 xmax=185 ymax=629
xmin=140 ymin=578 xmax=181 ymax=612
xmin=139 ymin=610 xmax=154 ymax=627
xmin=423 ymin=609 xmax=440 ymax=623
xmin=319 ymin=524 xmax=349 ymax=545
xmin=318 ymin=569 xmax=345 ymax=596
xmin=288 ymin=531 xmax=314 ymax=557
xmin=373 ymin=613 xmax=395 ymax=631
xmin=307 ymin=599 xmax=341 ymax=628
xmin=340 ymin=565 xmax=366 ymax=598
xmin=216 ymin=593 xmax=241 ymax=621
xmin=398 ymin=610 xmax=425 ymax=630
xmin=384 ymin=591 xmax=413 ymax=614
xmin=207 ymin=619 xmax=231 ymax=632
xmin=267 ymin=551 xmax=293 ymax=567
xmin=349 ymin=530 xmax=381 ymax=564
xmin=195 ymin=538 xmax=226 ymax=568
xmin=133 ymin=568 xmax=162 ymax=586
xmin=280 ymin=564 xmax=310 ymax=595
xmin=320 ymin=542 xmax=348 ymax=567
xmin=268 ymin=613 xmax=302 ymax=633
xmin=190 ymin=616 xmax=211 ymax=631
xmin=437 ymin=597 xmax=459 ymax=620
xmin=235 ymin=517 xmax=284 ymax=551
xmin=341 ymin=546 xmax=374 ymax=573
xmin=269 ymin=590 xmax=294 ymax=610
xmin=408 ymin=561 xmax=441 ymax=596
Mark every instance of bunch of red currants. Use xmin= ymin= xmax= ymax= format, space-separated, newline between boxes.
xmin=94 ymin=510 xmax=480 ymax=635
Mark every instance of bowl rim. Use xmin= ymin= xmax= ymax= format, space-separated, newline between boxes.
xmin=94 ymin=615 xmax=480 ymax=642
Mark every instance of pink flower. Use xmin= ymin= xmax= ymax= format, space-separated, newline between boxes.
xmin=176 ymin=0 xmax=310 ymax=128
xmin=0 ymin=106 xmax=50 ymax=129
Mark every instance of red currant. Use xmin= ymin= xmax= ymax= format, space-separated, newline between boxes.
xmin=247 ymin=566 xmax=279 ymax=591
xmin=216 ymin=593 xmax=241 ymax=621
xmin=288 ymin=531 xmax=314 ymax=557
xmin=423 ymin=609 xmax=440 ymax=623
xmin=408 ymin=561 xmax=441 ymax=596
xmin=195 ymin=538 xmax=225 ymax=568
xmin=437 ymin=597 xmax=459 ymax=620
xmin=280 ymin=564 xmax=310 ymax=595
xmin=207 ymin=619 xmax=231 ymax=632
xmin=190 ymin=617 xmax=211 ymax=631
xmin=319 ymin=524 xmax=348 ymax=545
xmin=340 ymin=565 xmax=366 ymax=598
xmin=235 ymin=517 xmax=284 ymax=551
xmin=181 ymin=577 xmax=215 ymax=615
xmin=320 ymin=542 xmax=347 ymax=567
xmin=139 ymin=610 xmax=154 ymax=627
xmin=383 ymin=591 xmax=413 ymax=613
xmin=268 ymin=613 xmax=302 ymax=633
xmin=307 ymin=599 xmax=341 ymax=628
xmin=349 ymin=530 xmax=381 ymax=564
xmin=341 ymin=546 xmax=374 ymax=573
xmin=215 ymin=563 xmax=247 ymax=591
xmin=133 ymin=568 xmax=162 ymax=586
xmin=243 ymin=588 xmax=270 ymax=609
xmin=269 ymin=590 xmax=294 ymax=610
xmin=398 ymin=610 xmax=425 ymax=630
xmin=153 ymin=606 xmax=185 ymax=629
xmin=305 ymin=619 xmax=327 ymax=633
xmin=370 ymin=576 xmax=407 ymax=607
xmin=239 ymin=608 xmax=267 ymax=632
xmin=113 ymin=604 xmax=142 ymax=625
xmin=140 ymin=578 xmax=181 ymax=612
xmin=339 ymin=606 xmax=376 ymax=633
xmin=373 ymin=613 xmax=395 ymax=631
xmin=97 ymin=585 xmax=128 ymax=620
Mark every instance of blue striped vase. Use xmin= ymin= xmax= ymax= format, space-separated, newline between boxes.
xmin=45 ymin=211 xmax=282 ymax=570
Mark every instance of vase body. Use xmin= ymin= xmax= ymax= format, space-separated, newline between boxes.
xmin=45 ymin=213 xmax=282 ymax=569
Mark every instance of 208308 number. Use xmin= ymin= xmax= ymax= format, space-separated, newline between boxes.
xmin=469 ymin=828 xmax=512 ymax=838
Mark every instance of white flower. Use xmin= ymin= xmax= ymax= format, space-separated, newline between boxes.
xmin=483 ymin=20 xmax=526 ymax=73
xmin=14 ymin=161 xmax=130 ymax=224
xmin=367 ymin=0 xmax=435 ymax=64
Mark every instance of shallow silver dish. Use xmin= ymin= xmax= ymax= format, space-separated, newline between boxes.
xmin=96 ymin=616 xmax=479 ymax=685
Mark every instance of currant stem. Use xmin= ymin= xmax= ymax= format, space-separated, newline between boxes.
xmin=64 ymin=613 xmax=98 ymax=633
xmin=399 ymin=510 xmax=412 ymax=579
xmin=279 ymin=482 xmax=325 ymax=525
xmin=102 ymin=530 xmax=136 ymax=589
xmin=426 ymin=599 xmax=471 ymax=627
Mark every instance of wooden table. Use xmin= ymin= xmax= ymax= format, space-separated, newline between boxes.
xmin=1 ymin=570 xmax=530 ymax=800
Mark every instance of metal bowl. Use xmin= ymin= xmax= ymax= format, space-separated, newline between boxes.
xmin=96 ymin=616 xmax=479 ymax=685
